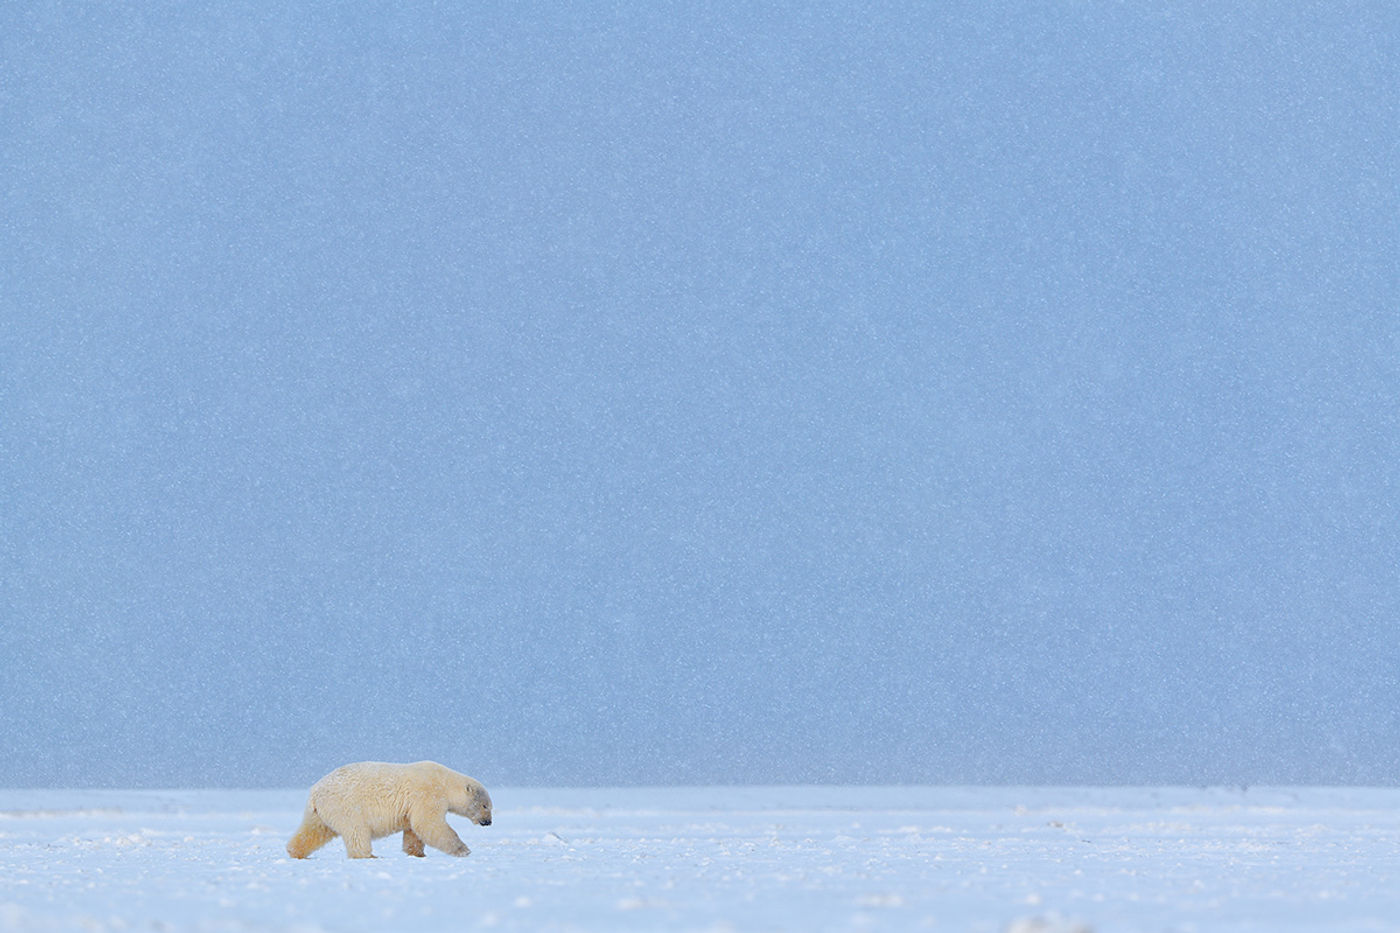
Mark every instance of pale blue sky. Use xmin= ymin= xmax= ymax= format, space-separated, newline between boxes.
xmin=2 ymin=2 xmax=1396 ymax=787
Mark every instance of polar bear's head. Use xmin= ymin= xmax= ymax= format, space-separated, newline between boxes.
xmin=448 ymin=775 xmax=493 ymax=826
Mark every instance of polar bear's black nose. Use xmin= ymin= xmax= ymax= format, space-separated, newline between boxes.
xmin=481 ymin=817 xmax=491 ymax=826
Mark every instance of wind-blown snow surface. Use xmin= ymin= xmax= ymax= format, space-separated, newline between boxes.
xmin=2 ymin=787 xmax=1398 ymax=932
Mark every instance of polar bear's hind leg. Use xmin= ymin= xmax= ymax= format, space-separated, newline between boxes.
xmin=286 ymin=806 xmax=337 ymax=859
xmin=341 ymin=824 xmax=375 ymax=858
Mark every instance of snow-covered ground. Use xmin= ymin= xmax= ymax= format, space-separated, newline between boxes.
xmin=2 ymin=786 xmax=1398 ymax=932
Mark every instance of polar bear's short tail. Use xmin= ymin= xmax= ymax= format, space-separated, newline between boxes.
xmin=286 ymin=803 xmax=337 ymax=859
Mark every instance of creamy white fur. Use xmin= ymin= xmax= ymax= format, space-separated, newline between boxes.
xmin=286 ymin=761 xmax=492 ymax=859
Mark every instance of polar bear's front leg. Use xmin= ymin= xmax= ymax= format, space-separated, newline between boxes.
xmin=402 ymin=828 xmax=426 ymax=857
xmin=408 ymin=808 xmax=470 ymax=856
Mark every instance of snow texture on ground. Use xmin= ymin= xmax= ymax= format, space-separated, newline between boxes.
xmin=2 ymin=787 xmax=1398 ymax=932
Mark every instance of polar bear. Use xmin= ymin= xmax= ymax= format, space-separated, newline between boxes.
xmin=286 ymin=761 xmax=492 ymax=859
